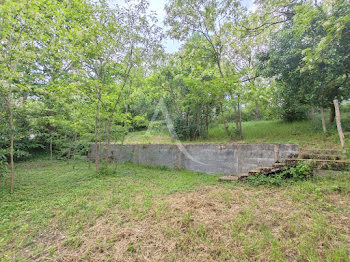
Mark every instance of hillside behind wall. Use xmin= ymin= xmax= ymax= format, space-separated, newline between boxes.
xmin=88 ymin=144 xmax=299 ymax=175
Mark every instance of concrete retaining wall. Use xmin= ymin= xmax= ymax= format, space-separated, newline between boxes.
xmin=89 ymin=143 xmax=299 ymax=175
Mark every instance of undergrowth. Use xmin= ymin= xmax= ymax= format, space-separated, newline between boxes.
xmin=245 ymin=163 xmax=313 ymax=186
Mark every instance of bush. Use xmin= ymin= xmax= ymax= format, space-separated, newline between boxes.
xmin=245 ymin=162 xmax=312 ymax=186
xmin=281 ymin=100 xmax=310 ymax=122
xmin=173 ymin=115 xmax=199 ymax=140
xmin=97 ymin=164 xmax=118 ymax=177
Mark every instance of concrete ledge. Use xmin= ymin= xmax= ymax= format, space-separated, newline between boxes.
xmin=89 ymin=143 xmax=299 ymax=175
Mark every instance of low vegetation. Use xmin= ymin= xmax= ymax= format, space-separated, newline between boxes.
xmin=1 ymin=160 xmax=349 ymax=261
xmin=244 ymin=162 xmax=314 ymax=186
xmin=124 ymin=120 xmax=350 ymax=150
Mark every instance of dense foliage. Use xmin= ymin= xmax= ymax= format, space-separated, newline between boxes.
xmin=258 ymin=0 xmax=350 ymax=121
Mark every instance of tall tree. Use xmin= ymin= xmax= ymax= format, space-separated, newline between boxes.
xmin=0 ymin=0 xmax=36 ymax=193
xmin=258 ymin=0 xmax=350 ymax=122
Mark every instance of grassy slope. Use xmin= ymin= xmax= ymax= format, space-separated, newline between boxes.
xmin=0 ymin=160 xmax=349 ymax=261
xmin=124 ymin=120 xmax=349 ymax=150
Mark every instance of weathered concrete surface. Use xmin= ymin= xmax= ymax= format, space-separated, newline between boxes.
xmin=89 ymin=143 xmax=299 ymax=175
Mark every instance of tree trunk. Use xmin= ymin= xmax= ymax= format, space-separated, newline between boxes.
xmin=220 ymin=103 xmax=230 ymax=138
xmin=72 ymin=133 xmax=77 ymax=170
xmin=105 ymin=120 xmax=111 ymax=168
xmin=7 ymin=85 xmax=14 ymax=194
xmin=95 ymin=88 xmax=101 ymax=172
xmin=255 ymin=103 xmax=259 ymax=121
xmin=50 ymin=136 xmax=53 ymax=161
xmin=329 ymin=103 xmax=335 ymax=123
xmin=205 ymin=105 xmax=209 ymax=138
xmin=320 ymin=107 xmax=327 ymax=133
xmin=234 ymin=104 xmax=239 ymax=132
xmin=333 ymin=100 xmax=345 ymax=149
xmin=67 ymin=144 xmax=71 ymax=163
xmin=238 ymin=98 xmax=243 ymax=140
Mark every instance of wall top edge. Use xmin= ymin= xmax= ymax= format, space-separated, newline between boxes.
xmin=100 ymin=143 xmax=299 ymax=147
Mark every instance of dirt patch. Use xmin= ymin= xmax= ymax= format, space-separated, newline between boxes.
xmin=30 ymin=185 xmax=350 ymax=261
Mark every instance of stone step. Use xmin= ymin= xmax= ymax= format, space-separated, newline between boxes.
xmin=219 ymin=173 xmax=249 ymax=182
xmin=299 ymin=153 xmax=344 ymax=161
xmin=272 ymin=162 xmax=287 ymax=168
xmin=301 ymin=149 xmax=342 ymax=156
xmin=285 ymin=159 xmax=350 ymax=171
xmin=248 ymin=166 xmax=286 ymax=176
xmin=219 ymin=176 xmax=239 ymax=182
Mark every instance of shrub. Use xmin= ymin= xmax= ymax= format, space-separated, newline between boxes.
xmin=98 ymin=164 xmax=118 ymax=177
xmin=173 ymin=115 xmax=199 ymax=140
xmin=245 ymin=162 xmax=312 ymax=186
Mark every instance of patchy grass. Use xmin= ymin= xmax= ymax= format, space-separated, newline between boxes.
xmin=230 ymin=120 xmax=348 ymax=149
xmin=123 ymin=120 xmax=350 ymax=150
xmin=0 ymin=160 xmax=350 ymax=261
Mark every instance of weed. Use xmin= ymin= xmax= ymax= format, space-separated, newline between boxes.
xmin=127 ymin=243 xmax=135 ymax=253
xmin=245 ymin=162 xmax=312 ymax=186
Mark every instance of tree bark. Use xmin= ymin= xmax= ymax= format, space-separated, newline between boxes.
xmin=320 ymin=107 xmax=327 ymax=133
xmin=220 ymin=103 xmax=230 ymax=138
xmin=238 ymin=97 xmax=243 ymax=140
xmin=95 ymin=88 xmax=101 ymax=172
xmin=121 ymin=100 xmax=130 ymax=145
xmin=234 ymin=104 xmax=239 ymax=132
xmin=105 ymin=120 xmax=111 ymax=168
xmin=7 ymin=84 xmax=14 ymax=194
xmin=255 ymin=103 xmax=259 ymax=121
xmin=329 ymin=103 xmax=335 ymax=123
xmin=333 ymin=100 xmax=345 ymax=149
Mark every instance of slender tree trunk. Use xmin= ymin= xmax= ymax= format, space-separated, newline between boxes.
xmin=7 ymin=84 xmax=14 ymax=194
xmin=67 ymin=144 xmax=71 ymax=163
xmin=186 ymin=112 xmax=189 ymax=132
xmin=220 ymin=103 xmax=230 ymax=138
xmin=216 ymin=56 xmax=224 ymax=78
xmin=234 ymin=104 xmax=239 ymax=132
xmin=105 ymin=120 xmax=111 ymax=167
xmin=121 ymin=101 xmax=130 ymax=145
xmin=333 ymin=100 xmax=345 ymax=149
xmin=95 ymin=88 xmax=101 ymax=172
xmin=255 ymin=103 xmax=259 ymax=121
xmin=329 ymin=103 xmax=335 ymax=123
xmin=238 ymin=98 xmax=243 ymax=140
xmin=196 ymin=112 xmax=201 ymax=139
xmin=205 ymin=105 xmax=209 ymax=138
xmin=320 ymin=107 xmax=327 ymax=133
xmin=72 ymin=133 xmax=77 ymax=170
xmin=50 ymin=136 xmax=53 ymax=161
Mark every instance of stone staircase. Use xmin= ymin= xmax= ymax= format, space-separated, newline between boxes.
xmin=219 ymin=149 xmax=350 ymax=182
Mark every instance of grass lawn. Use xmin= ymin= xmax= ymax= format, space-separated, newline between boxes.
xmin=1 ymin=160 xmax=350 ymax=261
xmin=123 ymin=120 xmax=350 ymax=150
